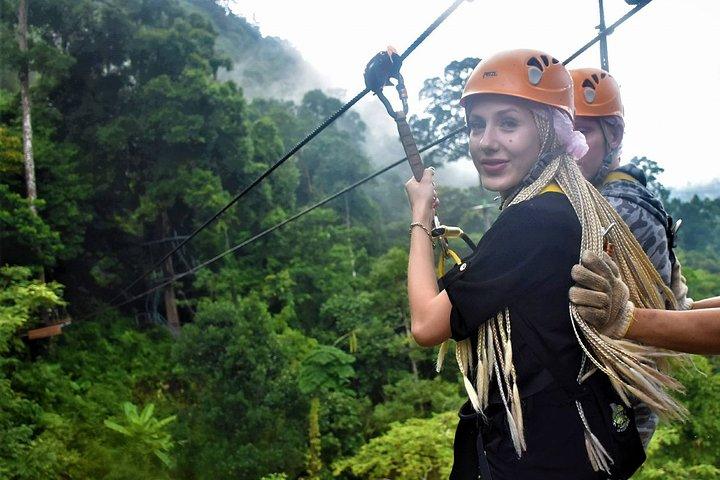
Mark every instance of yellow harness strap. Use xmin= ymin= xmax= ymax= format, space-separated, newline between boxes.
xmin=540 ymin=182 xmax=564 ymax=195
xmin=437 ymin=247 xmax=462 ymax=275
xmin=602 ymin=171 xmax=637 ymax=187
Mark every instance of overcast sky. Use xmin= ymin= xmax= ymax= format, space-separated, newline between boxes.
xmin=230 ymin=0 xmax=720 ymax=190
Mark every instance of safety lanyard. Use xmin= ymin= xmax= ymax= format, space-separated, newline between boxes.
xmin=363 ymin=47 xmax=474 ymax=269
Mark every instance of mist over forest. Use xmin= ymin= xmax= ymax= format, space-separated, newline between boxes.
xmin=1 ymin=1 xmax=718 ymax=479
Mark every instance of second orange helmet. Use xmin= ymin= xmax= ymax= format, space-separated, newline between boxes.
xmin=570 ymin=68 xmax=624 ymax=119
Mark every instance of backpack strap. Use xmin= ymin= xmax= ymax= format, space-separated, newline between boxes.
xmin=602 ymin=171 xmax=638 ymax=186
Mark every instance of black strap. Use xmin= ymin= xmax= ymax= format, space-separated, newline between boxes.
xmin=454 ymin=403 xmax=494 ymax=480
xmin=476 ymin=429 xmax=493 ymax=480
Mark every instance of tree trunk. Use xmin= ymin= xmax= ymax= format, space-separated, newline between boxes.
xmin=18 ymin=0 xmax=37 ymax=215
xmin=306 ymin=396 xmax=323 ymax=479
xmin=161 ymin=211 xmax=180 ymax=335
xmin=18 ymin=0 xmax=49 ymax=323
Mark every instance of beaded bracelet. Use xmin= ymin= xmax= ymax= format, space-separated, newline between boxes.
xmin=409 ymin=222 xmax=435 ymax=247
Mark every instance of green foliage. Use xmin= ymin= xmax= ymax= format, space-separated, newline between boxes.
xmin=667 ymin=196 xmax=720 ymax=259
xmin=318 ymin=390 xmax=371 ymax=465
xmin=104 ymin=402 xmax=176 ymax=468
xmin=172 ymin=298 xmax=308 ymax=478
xmin=0 ymin=266 xmax=65 ymax=352
xmin=630 ymin=156 xmax=670 ymax=203
xmin=683 ymin=266 xmax=720 ymax=300
xmin=298 ymin=345 xmax=355 ymax=396
xmin=334 ymin=411 xmax=457 ymax=480
xmin=634 ymin=356 xmax=720 ymax=478
xmin=0 ymin=308 xmax=177 ymax=479
xmin=370 ymin=374 xmax=464 ymax=435
xmin=2 ymin=7 xmax=719 ymax=479
xmin=410 ymin=57 xmax=479 ymax=165
xmin=0 ymin=369 xmax=78 ymax=479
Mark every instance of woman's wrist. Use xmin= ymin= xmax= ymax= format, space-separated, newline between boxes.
xmin=411 ymin=210 xmax=433 ymax=226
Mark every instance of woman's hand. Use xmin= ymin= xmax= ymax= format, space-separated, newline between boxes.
xmin=405 ymin=167 xmax=439 ymax=227
xmin=569 ymin=250 xmax=635 ymax=339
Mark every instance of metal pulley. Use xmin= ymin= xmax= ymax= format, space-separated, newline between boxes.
xmin=364 ymin=47 xmax=423 ymax=182
xmin=363 ymin=47 xmax=408 ymax=118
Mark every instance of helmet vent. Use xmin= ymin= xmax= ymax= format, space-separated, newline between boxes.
xmin=540 ymin=55 xmax=550 ymax=67
xmin=582 ymin=79 xmax=595 ymax=89
xmin=551 ymin=57 xmax=559 ymax=64
xmin=600 ymin=73 xmax=607 ymax=79
xmin=526 ymin=57 xmax=545 ymax=85
xmin=526 ymin=57 xmax=544 ymax=71
xmin=591 ymin=73 xmax=600 ymax=83
xmin=528 ymin=66 xmax=543 ymax=85
xmin=584 ymin=87 xmax=596 ymax=103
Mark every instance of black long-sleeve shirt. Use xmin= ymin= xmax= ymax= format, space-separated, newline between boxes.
xmin=440 ymin=192 xmax=643 ymax=480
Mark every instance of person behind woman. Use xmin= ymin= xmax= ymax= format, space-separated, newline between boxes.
xmin=569 ymin=68 xmax=695 ymax=310
xmin=405 ymin=49 xmax=685 ymax=479
xmin=568 ymin=67 xmax=680 ymax=450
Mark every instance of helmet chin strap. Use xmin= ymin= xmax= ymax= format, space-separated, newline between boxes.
xmin=591 ymin=120 xmax=618 ymax=187
xmin=591 ymin=150 xmax=615 ymax=187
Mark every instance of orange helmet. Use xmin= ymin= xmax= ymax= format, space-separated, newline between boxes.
xmin=570 ymin=68 xmax=624 ymax=118
xmin=460 ymin=49 xmax=574 ymax=118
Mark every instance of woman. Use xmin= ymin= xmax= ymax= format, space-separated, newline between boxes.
xmin=405 ymin=49 xmax=685 ymax=479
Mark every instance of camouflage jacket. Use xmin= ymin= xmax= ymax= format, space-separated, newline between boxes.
xmin=601 ymin=164 xmax=672 ymax=286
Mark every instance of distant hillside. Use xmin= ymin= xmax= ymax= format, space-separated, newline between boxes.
xmin=670 ymin=178 xmax=720 ymax=201
xmin=182 ymin=0 xmax=325 ymax=99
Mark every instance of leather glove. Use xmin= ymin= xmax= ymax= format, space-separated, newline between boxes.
xmin=670 ymin=259 xmax=694 ymax=310
xmin=569 ymin=250 xmax=635 ymax=339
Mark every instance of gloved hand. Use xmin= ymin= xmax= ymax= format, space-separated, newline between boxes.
xmin=569 ymin=250 xmax=635 ymax=339
xmin=670 ymin=259 xmax=694 ymax=310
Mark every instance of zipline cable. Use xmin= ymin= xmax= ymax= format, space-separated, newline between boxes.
xmin=108 ymin=0 xmax=469 ymax=306
xmin=90 ymin=127 xmax=466 ymax=315
xmin=562 ymin=0 xmax=652 ymax=66
xmin=98 ymin=0 xmax=654 ymax=316
xmin=399 ymin=0 xmax=467 ymax=62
